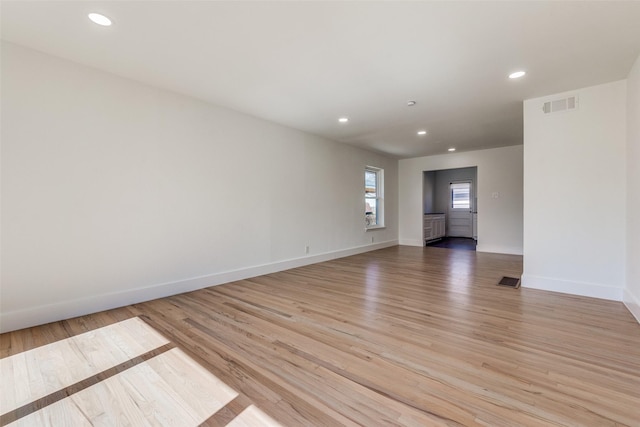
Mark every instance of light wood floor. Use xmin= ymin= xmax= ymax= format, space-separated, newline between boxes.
xmin=2 ymin=246 xmax=639 ymax=426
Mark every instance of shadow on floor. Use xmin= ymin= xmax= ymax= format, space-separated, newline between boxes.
xmin=426 ymin=237 xmax=477 ymax=251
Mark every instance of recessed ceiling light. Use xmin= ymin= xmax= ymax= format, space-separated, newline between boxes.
xmin=407 ymin=101 xmax=417 ymax=107
xmin=417 ymin=130 xmax=427 ymax=135
xmin=88 ymin=13 xmax=112 ymax=26
xmin=509 ymin=71 xmax=526 ymax=79
xmin=338 ymin=117 xmax=349 ymax=123
xmin=448 ymin=148 xmax=456 ymax=152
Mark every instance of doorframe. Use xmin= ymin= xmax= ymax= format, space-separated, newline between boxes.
xmin=421 ymin=166 xmax=478 ymax=244
xmin=448 ymin=180 xmax=474 ymax=237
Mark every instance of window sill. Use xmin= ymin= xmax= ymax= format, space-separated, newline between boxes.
xmin=365 ymin=226 xmax=386 ymax=231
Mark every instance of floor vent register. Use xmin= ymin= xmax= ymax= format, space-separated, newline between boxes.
xmin=498 ymin=276 xmax=520 ymax=288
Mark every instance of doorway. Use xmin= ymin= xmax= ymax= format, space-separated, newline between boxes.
xmin=423 ymin=166 xmax=477 ymax=249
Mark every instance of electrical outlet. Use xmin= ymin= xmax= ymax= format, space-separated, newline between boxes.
xmin=305 ymin=245 xmax=310 ymax=254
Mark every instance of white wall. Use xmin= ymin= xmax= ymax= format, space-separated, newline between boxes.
xmin=624 ymin=54 xmax=640 ymax=321
xmin=422 ymin=171 xmax=435 ymax=214
xmin=523 ymin=80 xmax=627 ymax=301
xmin=0 ymin=42 xmax=398 ymax=332
xmin=399 ymin=145 xmax=523 ymax=255
xmin=431 ymin=166 xmax=477 ymax=216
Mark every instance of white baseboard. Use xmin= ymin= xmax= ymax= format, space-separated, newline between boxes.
xmin=521 ymin=274 xmax=623 ymax=301
xmin=623 ymin=288 xmax=640 ymax=324
xmin=0 ymin=240 xmax=398 ymax=333
xmin=476 ymin=244 xmax=523 ymax=256
xmin=399 ymin=238 xmax=423 ymax=247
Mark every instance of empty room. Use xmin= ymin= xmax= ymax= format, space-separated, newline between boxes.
xmin=1 ymin=1 xmax=639 ymax=426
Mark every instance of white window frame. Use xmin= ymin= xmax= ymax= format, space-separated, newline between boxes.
xmin=365 ymin=166 xmax=384 ymax=229
xmin=450 ymin=181 xmax=472 ymax=210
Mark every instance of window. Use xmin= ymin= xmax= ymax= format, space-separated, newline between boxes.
xmin=450 ymin=182 xmax=471 ymax=209
xmin=365 ymin=166 xmax=384 ymax=228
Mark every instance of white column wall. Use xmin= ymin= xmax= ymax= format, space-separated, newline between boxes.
xmin=522 ymin=80 xmax=627 ymax=301
xmin=624 ymin=54 xmax=640 ymax=321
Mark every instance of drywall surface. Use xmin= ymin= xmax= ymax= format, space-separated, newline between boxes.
xmin=422 ymin=171 xmax=435 ymax=214
xmin=399 ymin=145 xmax=523 ymax=254
xmin=624 ymin=54 xmax=640 ymax=321
xmin=523 ymin=80 xmax=626 ymax=301
xmin=0 ymin=42 xmax=398 ymax=332
xmin=432 ymin=167 xmax=477 ymax=216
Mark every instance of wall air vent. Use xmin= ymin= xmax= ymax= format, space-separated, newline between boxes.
xmin=542 ymin=95 xmax=578 ymax=114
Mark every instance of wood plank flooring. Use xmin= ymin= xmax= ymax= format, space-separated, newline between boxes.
xmin=1 ymin=317 xmax=169 ymax=414
xmin=2 ymin=245 xmax=639 ymax=426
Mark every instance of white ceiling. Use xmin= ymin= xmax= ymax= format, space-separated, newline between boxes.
xmin=2 ymin=1 xmax=640 ymax=158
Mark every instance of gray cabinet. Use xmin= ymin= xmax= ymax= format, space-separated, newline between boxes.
xmin=424 ymin=214 xmax=446 ymax=243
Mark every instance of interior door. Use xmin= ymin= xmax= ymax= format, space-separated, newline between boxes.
xmin=448 ymin=181 xmax=473 ymax=237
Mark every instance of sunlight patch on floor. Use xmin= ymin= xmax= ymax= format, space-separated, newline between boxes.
xmin=1 ymin=317 xmax=279 ymax=426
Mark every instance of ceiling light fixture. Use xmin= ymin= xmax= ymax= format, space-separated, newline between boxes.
xmin=338 ymin=117 xmax=349 ymax=123
xmin=448 ymin=148 xmax=456 ymax=152
xmin=88 ymin=13 xmax=112 ymax=26
xmin=407 ymin=101 xmax=416 ymax=107
xmin=417 ymin=130 xmax=427 ymax=136
xmin=509 ymin=71 xmax=526 ymax=79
